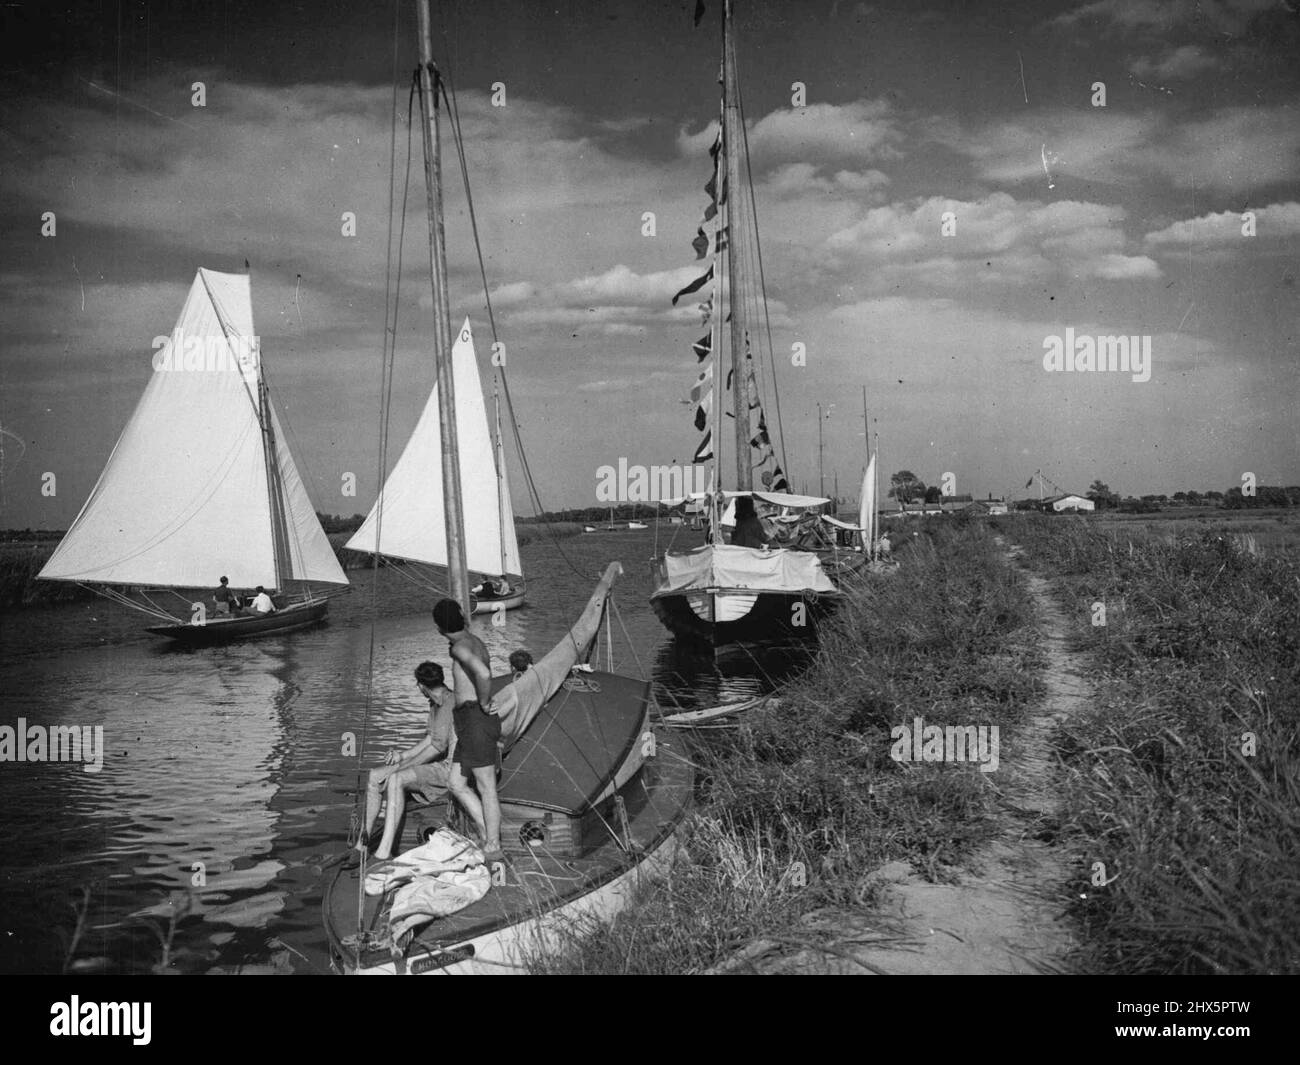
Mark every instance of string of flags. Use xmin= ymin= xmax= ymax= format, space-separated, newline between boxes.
xmin=674 ymin=67 xmax=788 ymax=493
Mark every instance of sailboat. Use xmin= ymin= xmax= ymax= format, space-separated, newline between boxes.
xmin=38 ymin=268 xmax=350 ymax=642
xmin=346 ymin=322 xmax=524 ymax=614
xmin=649 ymin=0 xmax=840 ymax=647
xmin=323 ymin=0 xmax=691 ymax=975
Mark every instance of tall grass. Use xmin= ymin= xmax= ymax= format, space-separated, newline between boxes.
xmin=997 ymin=515 xmax=1300 ymax=973
xmin=530 ymin=520 xmax=1044 ymax=973
xmin=0 ymin=543 xmax=94 ymax=609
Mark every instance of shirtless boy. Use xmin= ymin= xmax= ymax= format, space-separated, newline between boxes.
xmin=431 ymin=598 xmax=503 ymax=860
xmin=356 ymin=661 xmax=455 ymax=860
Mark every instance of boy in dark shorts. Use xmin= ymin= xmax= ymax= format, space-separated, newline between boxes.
xmin=432 ymin=598 xmax=504 ymax=861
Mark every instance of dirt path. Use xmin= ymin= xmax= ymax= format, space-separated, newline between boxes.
xmin=752 ymin=542 xmax=1089 ymax=975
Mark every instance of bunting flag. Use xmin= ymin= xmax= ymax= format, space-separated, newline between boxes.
xmin=693 ymin=430 xmax=713 ymax=463
xmin=672 ymin=266 xmax=713 ymax=306
xmin=1025 ymin=476 xmax=1034 ymax=488
xmin=693 ymin=333 xmax=712 ymax=361
xmin=692 ymin=228 xmax=709 ymax=259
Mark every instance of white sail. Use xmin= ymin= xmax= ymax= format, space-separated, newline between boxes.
xmin=347 ymin=318 xmax=522 ymax=578
xmin=495 ymin=410 xmax=521 ymax=576
xmin=860 ymin=452 xmax=876 ymax=553
xmin=39 ymin=269 xmax=347 ymax=589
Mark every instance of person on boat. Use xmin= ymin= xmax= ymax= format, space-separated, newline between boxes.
xmin=470 ymin=574 xmax=511 ymax=599
xmin=357 ymin=661 xmax=456 ymax=860
xmin=432 ymin=598 xmax=504 ymax=862
xmin=508 ymin=649 xmax=533 ymax=681
xmin=730 ymin=495 xmax=769 ymax=549
xmin=213 ymin=576 xmax=236 ymax=616
xmin=250 ymin=586 xmax=276 ymax=614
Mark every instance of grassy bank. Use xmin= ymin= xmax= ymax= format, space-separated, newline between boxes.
xmin=0 ymin=543 xmax=96 ymax=609
xmin=4 ymin=521 xmax=588 ymax=601
xmin=998 ymin=515 xmax=1299 ymax=973
xmin=529 ymin=519 xmax=1044 ymax=973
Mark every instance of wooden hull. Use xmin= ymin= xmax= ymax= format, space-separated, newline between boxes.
xmin=649 ymin=586 xmax=836 ymax=647
xmin=146 ymin=599 xmax=330 ymax=643
xmin=324 ymin=672 xmax=693 ymax=975
xmin=469 ymin=588 xmax=525 ymax=614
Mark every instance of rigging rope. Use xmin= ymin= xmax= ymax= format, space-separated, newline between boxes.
xmin=439 ymin=74 xmax=595 ymax=584
xmin=352 ymin=4 xmax=415 ymax=932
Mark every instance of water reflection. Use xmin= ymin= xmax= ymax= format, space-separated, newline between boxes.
xmin=0 ymin=529 xmax=812 ymax=974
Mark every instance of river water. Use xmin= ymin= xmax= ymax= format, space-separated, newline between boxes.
xmin=0 ymin=526 xmax=811 ymax=974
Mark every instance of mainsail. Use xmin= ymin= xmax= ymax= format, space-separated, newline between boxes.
xmin=346 ymin=318 xmax=522 ymax=578
xmin=39 ymin=269 xmax=347 ymax=590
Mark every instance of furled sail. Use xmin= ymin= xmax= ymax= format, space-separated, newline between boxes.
xmin=860 ymin=452 xmax=876 ymax=552
xmin=491 ymin=562 xmax=622 ymax=746
xmin=347 ymin=318 xmax=522 ymax=578
xmin=39 ymin=269 xmax=347 ymax=590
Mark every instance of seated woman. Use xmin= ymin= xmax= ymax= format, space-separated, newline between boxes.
xmin=730 ymin=496 xmax=770 ymax=549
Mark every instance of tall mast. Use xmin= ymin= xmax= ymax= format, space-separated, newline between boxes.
xmin=415 ymin=0 xmax=470 ymax=616
xmin=258 ymin=374 xmax=292 ymax=591
xmin=722 ymin=0 xmax=751 ymax=492
xmin=492 ymin=378 xmax=507 ymax=576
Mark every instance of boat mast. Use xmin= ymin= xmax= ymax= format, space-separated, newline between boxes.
xmin=722 ymin=0 xmax=751 ymax=493
xmin=415 ymin=0 xmax=470 ymax=617
xmin=258 ymin=371 xmax=293 ymax=592
xmin=493 ymin=379 xmax=508 ymax=577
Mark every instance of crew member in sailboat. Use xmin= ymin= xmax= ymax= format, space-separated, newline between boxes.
xmin=213 ymin=576 xmax=237 ymax=616
xmin=250 ymin=586 xmax=277 ymax=614
xmin=356 ymin=662 xmax=456 ymax=860
xmin=432 ymin=599 xmax=504 ymax=862
xmin=471 ymin=575 xmax=511 ymax=598
xmin=730 ymin=496 xmax=769 ymax=549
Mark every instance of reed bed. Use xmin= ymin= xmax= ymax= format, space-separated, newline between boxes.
xmin=996 ymin=515 xmax=1300 ymax=973
xmin=529 ymin=520 xmax=1044 ymax=973
xmin=0 ymin=543 xmax=93 ymax=608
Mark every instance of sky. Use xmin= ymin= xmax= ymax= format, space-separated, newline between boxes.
xmin=1 ymin=0 xmax=1298 ymax=529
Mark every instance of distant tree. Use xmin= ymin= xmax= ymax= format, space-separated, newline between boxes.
xmin=888 ymin=471 xmax=926 ymax=504
xmin=1205 ymin=490 xmax=1224 ymax=501
xmin=1087 ymin=480 xmax=1118 ymax=511
xmin=923 ymin=485 xmax=943 ymax=504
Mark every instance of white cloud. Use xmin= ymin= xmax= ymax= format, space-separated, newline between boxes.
xmin=1129 ymin=45 xmax=1221 ymax=81
xmin=1145 ymin=201 xmax=1300 ymax=245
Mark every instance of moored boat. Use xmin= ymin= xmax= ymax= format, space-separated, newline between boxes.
xmin=328 ymin=0 xmax=691 ymax=973
xmin=648 ymin=0 xmax=840 ymax=648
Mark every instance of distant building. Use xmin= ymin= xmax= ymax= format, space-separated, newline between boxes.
xmin=1042 ymin=493 xmax=1095 ymax=513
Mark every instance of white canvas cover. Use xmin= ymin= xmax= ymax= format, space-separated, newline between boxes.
xmin=39 ymin=269 xmax=347 ymax=589
xmin=347 ymin=319 xmax=522 ymax=578
xmin=653 ymin=544 xmax=836 ymax=596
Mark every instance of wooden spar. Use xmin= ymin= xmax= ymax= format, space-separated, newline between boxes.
xmin=415 ymin=0 xmax=470 ymax=617
xmin=722 ymin=0 xmax=750 ymax=492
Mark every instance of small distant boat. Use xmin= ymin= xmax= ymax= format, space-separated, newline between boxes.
xmin=627 ymin=521 xmax=648 ymax=530
xmin=346 ymin=321 xmax=525 ymax=611
xmin=38 ymin=268 xmax=350 ymax=641
xmin=583 ymin=525 xmax=597 ymax=533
